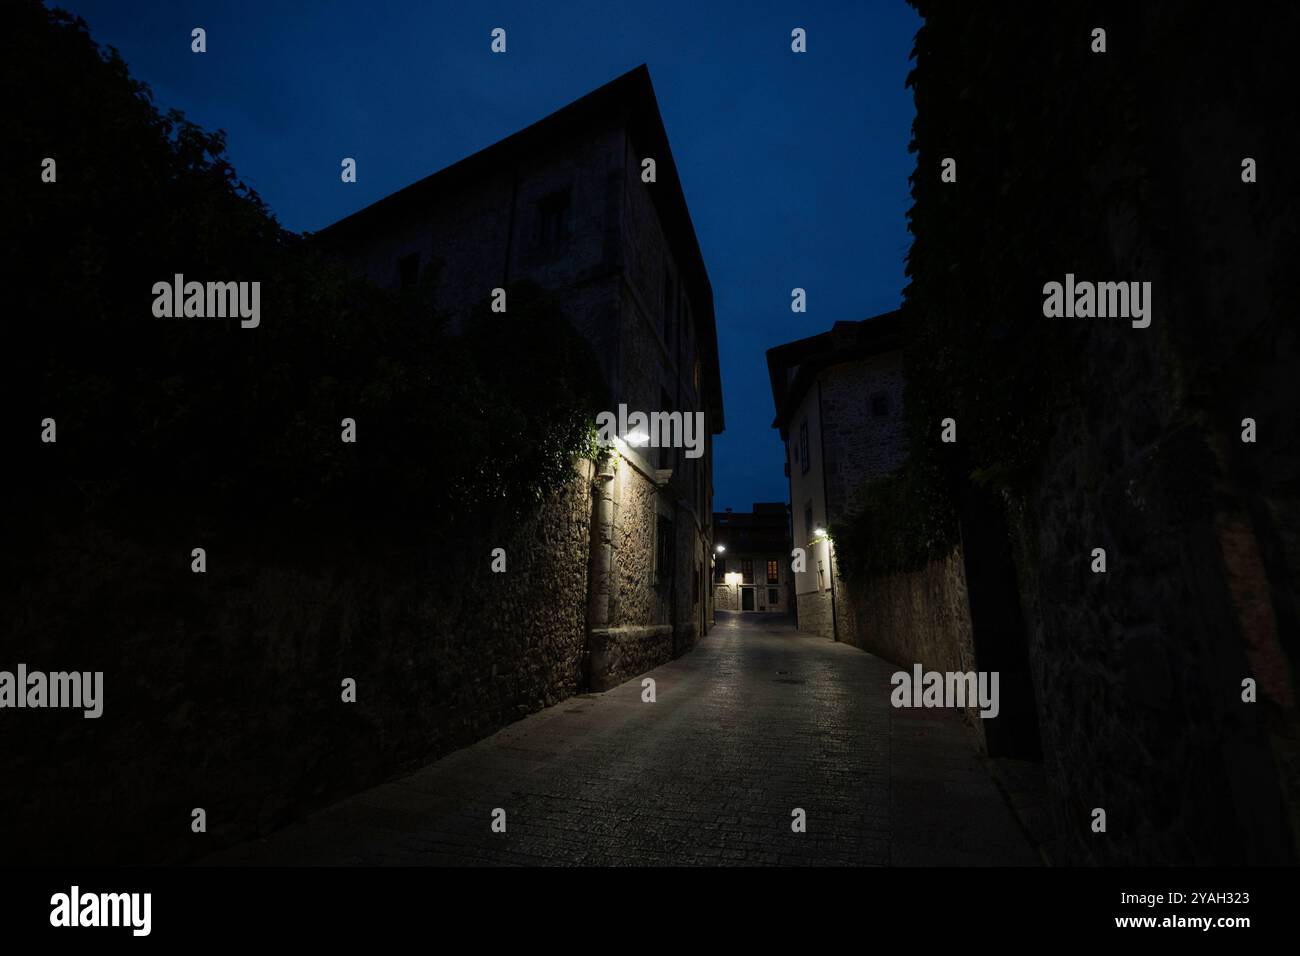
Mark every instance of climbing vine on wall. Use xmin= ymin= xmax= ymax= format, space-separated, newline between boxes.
xmin=831 ymin=455 xmax=957 ymax=582
xmin=835 ymin=2 xmax=1160 ymax=581
xmin=10 ymin=6 xmax=605 ymax=551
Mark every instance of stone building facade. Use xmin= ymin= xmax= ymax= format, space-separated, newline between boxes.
xmin=711 ymin=503 xmax=792 ymax=614
xmin=766 ymin=312 xmax=905 ymax=638
xmin=317 ymin=65 xmax=725 ymax=693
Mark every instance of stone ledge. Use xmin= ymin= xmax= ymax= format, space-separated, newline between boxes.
xmin=588 ymin=624 xmax=674 ymax=691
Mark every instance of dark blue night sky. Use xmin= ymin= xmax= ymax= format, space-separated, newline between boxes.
xmin=58 ymin=0 xmax=921 ymax=511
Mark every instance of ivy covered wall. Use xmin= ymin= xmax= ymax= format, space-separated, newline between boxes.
xmin=2 ymin=5 xmax=608 ymax=864
xmin=841 ymin=1 xmax=1300 ymax=863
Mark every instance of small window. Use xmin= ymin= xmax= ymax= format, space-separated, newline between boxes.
xmin=741 ymin=559 xmax=753 ymax=584
xmin=768 ymin=588 xmax=779 ymax=605
xmin=678 ymin=286 xmax=688 ymax=355
xmin=816 ymin=559 xmax=826 ymax=591
xmin=658 ymin=388 xmax=674 ymax=470
xmin=767 ymin=560 xmax=779 ymax=584
xmin=397 ymin=253 xmax=420 ymax=291
xmin=871 ymin=392 xmax=890 ymax=417
xmin=714 ymin=557 xmax=726 ymax=582
xmin=655 ymin=514 xmax=674 ymax=585
xmin=799 ymin=420 xmax=810 ymax=475
xmin=804 ymin=502 xmax=814 ymax=542
xmin=537 ymin=189 xmax=571 ymax=246
xmin=696 ymin=456 xmax=705 ymax=514
xmin=693 ymin=565 xmax=700 ymax=604
xmin=663 ymin=267 xmax=675 ymax=345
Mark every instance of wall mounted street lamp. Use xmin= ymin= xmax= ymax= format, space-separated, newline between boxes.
xmin=715 ymin=545 xmax=726 ymax=553
xmin=814 ymin=527 xmax=828 ymax=539
xmin=625 ymin=430 xmax=651 ymax=447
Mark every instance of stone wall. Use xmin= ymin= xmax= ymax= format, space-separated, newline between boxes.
xmin=796 ymin=587 xmax=834 ymax=640
xmin=819 ymin=352 xmax=908 ymax=525
xmin=1009 ymin=8 xmax=1299 ymax=866
xmin=328 ymin=96 xmax=718 ymax=688
xmin=612 ymin=123 xmax=715 ymax=660
xmin=610 ymin=455 xmax=661 ymax=628
xmin=835 ymin=547 xmax=984 ymax=740
xmin=1 ymin=463 xmax=595 ymax=865
xmin=906 ymin=1 xmax=1300 ymax=864
xmin=714 ymin=582 xmax=737 ymax=611
xmin=588 ymin=625 xmax=674 ymax=692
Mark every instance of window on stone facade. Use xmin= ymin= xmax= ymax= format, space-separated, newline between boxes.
xmin=871 ymin=391 xmax=890 ymax=417
xmin=679 ymin=287 xmax=689 ymax=359
xmin=767 ymin=560 xmax=779 ymax=584
xmin=714 ymin=557 xmax=726 ymax=582
xmin=817 ymin=559 xmax=826 ymax=591
xmin=658 ymin=387 xmax=674 ymax=471
xmin=804 ymin=501 xmax=814 ymax=543
xmin=684 ymin=301 xmax=694 ymax=379
xmin=397 ymin=252 xmax=420 ymax=291
xmin=655 ymin=514 xmax=673 ymax=586
xmin=696 ymin=456 xmax=704 ymax=515
xmin=663 ymin=267 xmax=675 ymax=346
xmin=799 ymin=420 xmax=810 ymax=475
xmin=693 ymin=564 xmax=700 ymax=604
xmin=768 ymin=588 xmax=779 ymax=605
xmin=741 ymin=559 xmax=753 ymax=584
xmin=537 ymin=189 xmax=572 ymax=247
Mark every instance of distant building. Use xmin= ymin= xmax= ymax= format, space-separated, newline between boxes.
xmin=712 ymin=503 xmax=792 ymax=613
xmin=766 ymin=311 xmax=905 ymax=638
xmin=317 ymin=66 xmax=725 ymax=689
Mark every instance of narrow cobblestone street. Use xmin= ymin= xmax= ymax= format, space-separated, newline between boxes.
xmin=207 ymin=614 xmax=1041 ymax=866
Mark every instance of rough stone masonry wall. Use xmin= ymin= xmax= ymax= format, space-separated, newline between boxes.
xmin=610 ymin=455 xmax=662 ymax=628
xmin=0 ymin=463 xmax=595 ymax=865
xmin=819 ymin=354 xmax=908 ymax=526
xmin=835 ymin=547 xmax=984 ymax=742
xmin=796 ymin=587 xmax=833 ymax=640
xmin=714 ymin=582 xmax=738 ymax=611
xmin=586 ymin=453 xmax=674 ymax=691
xmin=908 ymin=1 xmax=1300 ymax=864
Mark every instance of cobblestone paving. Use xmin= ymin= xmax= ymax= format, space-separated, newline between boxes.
xmin=206 ymin=613 xmax=1040 ymax=866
